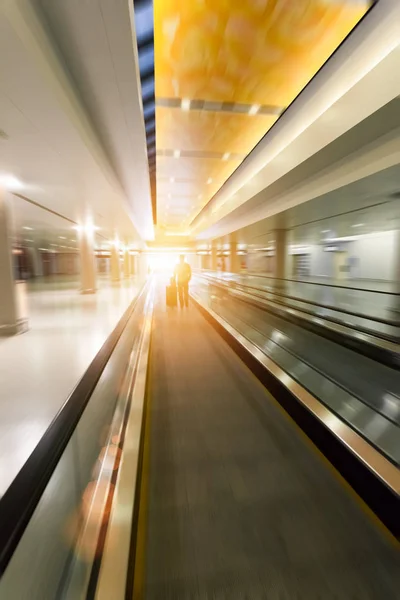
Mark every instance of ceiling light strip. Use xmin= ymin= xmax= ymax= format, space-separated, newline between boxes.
xmin=156 ymin=97 xmax=285 ymax=116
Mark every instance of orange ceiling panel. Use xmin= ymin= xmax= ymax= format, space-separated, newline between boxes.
xmin=156 ymin=107 xmax=278 ymax=155
xmin=154 ymin=0 xmax=371 ymax=233
xmin=154 ymin=0 xmax=370 ymax=106
xmin=157 ymin=155 xmax=241 ymax=183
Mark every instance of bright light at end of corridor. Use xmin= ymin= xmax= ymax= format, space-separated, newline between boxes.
xmin=148 ymin=253 xmax=179 ymax=274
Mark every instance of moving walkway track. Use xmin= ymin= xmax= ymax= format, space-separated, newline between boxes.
xmin=0 ymin=279 xmax=399 ymax=599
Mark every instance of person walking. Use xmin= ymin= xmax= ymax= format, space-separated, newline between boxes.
xmin=174 ymin=254 xmax=192 ymax=308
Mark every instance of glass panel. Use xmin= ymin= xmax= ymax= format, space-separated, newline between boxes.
xmin=192 ymin=277 xmax=400 ymax=466
xmin=0 ymin=289 xmax=149 ymax=599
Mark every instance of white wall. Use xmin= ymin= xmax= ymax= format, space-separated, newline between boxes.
xmin=309 ymin=245 xmax=334 ymax=278
xmin=349 ymin=231 xmax=398 ymax=281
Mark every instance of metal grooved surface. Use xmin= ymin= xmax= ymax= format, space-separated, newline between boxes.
xmin=141 ymin=297 xmax=399 ymax=599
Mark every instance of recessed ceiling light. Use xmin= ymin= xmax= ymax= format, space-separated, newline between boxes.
xmin=249 ymin=104 xmax=260 ymax=116
xmin=174 ymin=149 xmax=180 ymax=158
xmin=0 ymin=174 xmax=23 ymax=191
xmin=22 ymin=226 xmax=34 ymax=231
xmin=207 ymin=178 xmax=213 ymax=184
xmin=59 ymin=236 xmax=66 ymax=239
xmin=321 ymin=229 xmax=330 ymax=233
xmin=351 ymin=223 xmax=365 ymax=228
xmin=73 ymin=224 xmax=100 ymax=233
xmin=181 ymin=98 xmax=191 ymax=111
xmin=222 ymin=153 xmax=230 ymax=161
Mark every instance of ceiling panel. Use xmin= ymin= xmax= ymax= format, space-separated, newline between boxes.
xmin=155 ymin=0 xmax=367 ymax=105
xmin=156 ymin=107 xmax=278 ymax=155
xmin=153 ymin=0 xmax=371 ymax=236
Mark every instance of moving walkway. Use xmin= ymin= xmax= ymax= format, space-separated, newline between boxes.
xmin=0 ymin=279 xmax=398 ymax=599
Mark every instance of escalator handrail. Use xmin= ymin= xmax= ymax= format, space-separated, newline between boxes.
xmin=0 ymin=281 xmax=148 ymax=577
xmin=241 ymin=271 xmax=400 ymax=296
xmin=200 ymin=276 xmax=400 ymax=370
xmin=201 ymin=272 xmax=400 ymax=328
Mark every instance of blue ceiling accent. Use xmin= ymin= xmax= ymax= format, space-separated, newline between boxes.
xmin=133 ymin=0 xmax=156 ymax=223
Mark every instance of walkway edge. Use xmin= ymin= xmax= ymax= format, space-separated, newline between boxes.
xmin=94 ymin=283 xmax=154 ymax=600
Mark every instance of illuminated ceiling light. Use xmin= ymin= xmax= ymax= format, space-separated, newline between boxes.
xmin=73 ymin=224 xmax=100 ymax=233
xmin=0 ymin=174 xmax=24 ymax=191
xmin=207 ymin=178 xmax=213 ymax=184
xmin=165 ymin=231 xmax=190 ymax=236
xmin=351 ymin=223 xmax=365 ymax=228
xmin=222 ymin=153 xmax=230 ymax=161
xmin=248 ymin=104 xmax=260 ymax=116
xmin=22 ymin=226 xmax=34 ymax=231
xmin=181 ymin=98 xmax=191 ymax=111
xmin=173 ymin=149 xmax=181 ymax=158
xmin=321 ymin=229 xmax=330 ymax=233
xmin=170 ymin=177 xmax=175 ymax=183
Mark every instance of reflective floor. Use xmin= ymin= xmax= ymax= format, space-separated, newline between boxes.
xmin=0 ymin=275 xmax=142 ymax=495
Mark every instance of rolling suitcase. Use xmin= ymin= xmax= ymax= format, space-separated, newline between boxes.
xmin=166 ymin=280 xmax=177 ymax=307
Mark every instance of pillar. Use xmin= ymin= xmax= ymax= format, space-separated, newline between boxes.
xmin=110 ymin=245 xmax=120 ymax=282
xmin=79 ymin=229 xmax=96 ymax=294
xmin=123 ymin=249 xmax=130 ymax=278
xmin=211 ymin=242 xmax=218 ymax=271
xmin=129 ymin=253 xmax=136 ymax=277
xmin=229 ymin=233 xmax=240 ymax=273
xmin=274 ymin=229 xmax=288 ymax=291
xmin=0 ymin=189 xmax=25 ymax=335
xmin=28 ymin=247 xmax=42 ymax=277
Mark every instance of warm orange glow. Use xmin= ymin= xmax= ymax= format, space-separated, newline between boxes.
xmin=154 ymin=0 xmax=371 ymax=234
xmin=155 ymin=1 xmax=369 ymax=105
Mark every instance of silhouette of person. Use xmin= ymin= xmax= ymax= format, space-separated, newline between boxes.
xmin=174 ymin=254 xmax=192 ymax=308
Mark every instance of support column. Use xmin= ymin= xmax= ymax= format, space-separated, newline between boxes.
xmin=274 ymin=229 xmax=288 ymax=290
xmin=79 ymin=230 xmax=96 ymax=294
xmin=274 ymin=229 xmax=287 ymax=278
xmin=110 ymin=245 xmax=120 ymax=282
xmin=211 ymin=242 xmax=218 ymax=271
xmin=129 ymin=253 xmax=136 ymax=277
xmin=229 ymin=233 xmax=240 ymax=273
xmin=0 ymin=189 xmax=27 ymax=335
xmin=28 ymin=247 xmax=42 ymax=277
xmin=123 ymin=249 xmax=130 ymax=278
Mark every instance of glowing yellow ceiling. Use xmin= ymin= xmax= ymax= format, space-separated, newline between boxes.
xmin=154 ymin=0 xmax=371 ymax=236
